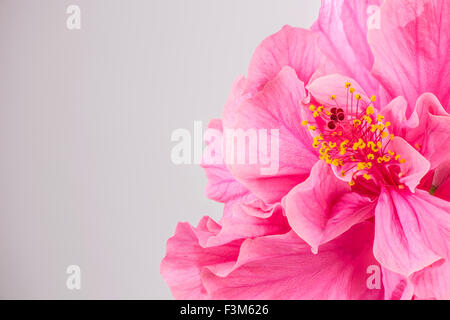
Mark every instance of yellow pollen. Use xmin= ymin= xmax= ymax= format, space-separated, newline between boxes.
xmin=357 ymin=162 xmax=366 ymax=171
xmin=371 ymin=95 xmax=377 ymax=102
xmin=366 ymin=106 xmax=374 ymax=115
xmin=345 ymin=82 xmax=351 ymax=88
xmin=363 ymin=174 xmax=372 ymax=181
xmin=349 ymin=180 xmax=356 ymax=186
xmin=310 ymin=105 xmax=316 ymax=111
xmin=363 ymin=116 xmax=373 ymax=124
xmin=301 ymin=120 xmax=308 ymax=126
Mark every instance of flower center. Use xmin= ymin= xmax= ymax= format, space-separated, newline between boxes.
xmin=302 ymin=82 xmax=406 ymax=189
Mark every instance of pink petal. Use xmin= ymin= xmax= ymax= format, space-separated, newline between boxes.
xmin=206 ymin=198 xmax=290 ymax=247
xmin=411 ymin=259 xmax=450 ymax=300
xmin=381 ymin=96 xmax=414 ymax=136
xmin=307 ymin=74 xmax=371 ymax=110
xmin=405 ymin=94 xmax=450 ymax=170
xmin=160 ymin=217 xmax=242 ymax=300
xmin=283 ymin=161 xmax=374 ymax=252
xmin=389 ymin=137 xmax=431 ymax=193
xmin=225 ymin=67 xmax=318 ymax=204
xmin=202 ymin=119 xmax=249 ymax=203
xmin=368 ymin=0 xmax=450 ymax=114
xmin=373 ymin=188 xmax=450 ymax=276
xmin=382 ymin=267 xmax=414 ymax=300
xmin=383 ymin=93 xmax=450 ymax=171
xmin=245 ymin=25 xmax=324 ymax=94
xmin=312 ymin=0 xmax=384 ymax=101
xmin=202 ymin=221 xmax=383 ymax=300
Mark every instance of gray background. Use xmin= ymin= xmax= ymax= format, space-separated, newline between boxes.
xmin=0 ymin=0 xmax=320 ymax=299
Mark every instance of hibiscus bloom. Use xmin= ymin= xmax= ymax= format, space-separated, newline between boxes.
xmin=161 ymin=0 xmax=450 ymax=300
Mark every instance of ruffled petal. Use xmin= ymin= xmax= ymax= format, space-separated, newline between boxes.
xmin=202 ymin=221 xmax=383 ymax=300
xmin=160 ymin=217 xmax=242 ymax=300
xmin=383 ymin=93 xmax=450 ymax=171
xmin=206 ymin=198 xmax=290 ymax=247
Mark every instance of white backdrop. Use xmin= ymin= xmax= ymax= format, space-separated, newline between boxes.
xmin=0 ymin=0 xmax=320 ymax=299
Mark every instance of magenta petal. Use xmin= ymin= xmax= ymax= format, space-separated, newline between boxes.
xmin=435 ymin=178 xmax=450 ymax=201
xmin=369 ymin=0 xmax=450 ymax=113
xmin=245 ymin=25 xmax=323 ymax=93
xmin=160 ymin=217 xmax=242 ymax=300
xmin=434 ymin=162 xmax=450 ymax=201
xmin=374 ymin=188 xmax=450 ymax=276
xmin=283 ymin=161 xmax=374 ymax=252
xmin=225 ymin=67 xmax=318 ymax=204
xmin=202 ymin=221 xmax=383 ymax=300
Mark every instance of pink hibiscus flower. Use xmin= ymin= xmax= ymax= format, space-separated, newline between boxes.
xmin=161 ymin=0 xmax=450 ymax=300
